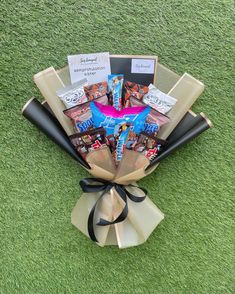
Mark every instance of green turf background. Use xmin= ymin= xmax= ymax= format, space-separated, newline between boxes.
xmin=0 ymin=0 xmax=234 ymax=293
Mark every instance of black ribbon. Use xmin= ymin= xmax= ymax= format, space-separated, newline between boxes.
xmin=79 ymin=178 xmax=147 ymax=243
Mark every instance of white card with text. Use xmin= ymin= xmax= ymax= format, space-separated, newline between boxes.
xmin=68 ymin=52 xmax=111 ymax=85
xmin=131 ymin=59 xmax=155 ymax=74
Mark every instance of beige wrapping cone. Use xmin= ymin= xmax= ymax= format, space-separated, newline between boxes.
xmin=157 ymin=73 xmax=204 ymax=140
xmin=112 ymin=186 xmax=164 ymax=248
xmin=33 ymin=67 xmax=74 ymax=136
xmin=85 ymin=147 xmax=116 ymax=181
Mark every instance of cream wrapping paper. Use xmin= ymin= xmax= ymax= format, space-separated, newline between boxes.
xmin=71 ymin=148 xmax=164 ymax=248
xmin=157 ymin=73 xmax=205 ymax=140
xmin=33 ymin=67 xmax=74 ymax=136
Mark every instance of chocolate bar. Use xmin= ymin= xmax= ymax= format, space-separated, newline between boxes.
xmin=69 ymin=127 xmax=106 ymax=159
xmin=129 ymin=96 xmax=170 ymax=136
xmin=123 ymin=81 xmax=149 ymax=107
xmin=134 ymin=132 xmax=165 ymax=161
xmin=84 ymin=81 xmax=108 ymax=100
xmin=63 ymin=95 xmax=108 ymax=132
xmin=108 ymin=74 xmax=124 ymax=110
xmin=143 ymin=84 xmax=177 ymax=114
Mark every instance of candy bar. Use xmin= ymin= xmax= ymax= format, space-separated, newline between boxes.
xmin=69 ymin=127 xmax=106 ymax=159
xmin=134 ymin=132 xmax=166 ymax=161
xmin=84 ymin=81 xmax=108 ymax=100
xmin=123 ymin=81 xmax=149 ymax=107
xmin=125 ymin=129 xmax=139 ymax=150
xmin=129 ymin=96 xmax=170 ymax=136
xmin=57 ymin=78 xmax=88 ymax=108
xmin=113 ymin=122 xmax=132 ymax=163
xmin=108 ymin=74 xmax=124 ymax=110
xmin=63 ymin=95 xmax=108 ymax=133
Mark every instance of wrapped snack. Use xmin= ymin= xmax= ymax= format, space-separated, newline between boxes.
xmin=123 ymin=81 xmax=149 ymax=107
xmin=106 ymin=134 xmax=116 ymax=153
xmin=143 ymin=84 xmax=177 ymax=114
xmin=63 ymin=95 xmax=108 ymax=132
xmin=134 ymin=132 xmax=166 ymax=161
xmin=84 ymin=81 xmax=108 ymax=100
xmin=108 ymin=74 xmax=124 ymax=110
xmin=129 ymin=96 xmax=170 ymax=136
xmin=56 ymin=78 xmax=88 ymax=108
xmin=113 ymin=123 xmax=132 ymax=163
xmin=91 ymin=101 xmax=150 ymax=163
xmin=107 ymin=124 xmax=139 ymax=164
xmin=125 ymin=129 xmax=139 ymax=150
xmin=90 ymin=101 xmax=150 ymax=136
xmin=69 ymin=127 xmax=107 ymax=159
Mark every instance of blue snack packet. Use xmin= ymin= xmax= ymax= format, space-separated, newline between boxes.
xmin=90 ymin=101 xmax=150 ymax=163
xmin=90 ymin=101 xmax=150 ymax=136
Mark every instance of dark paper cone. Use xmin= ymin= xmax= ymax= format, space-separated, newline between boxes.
xmin=166 ymin=112 xmax=205 ymax=146
xmin=22 ymin=97 xmax=90 ymax=169
xmin=41 ymin=100 xmax=55 ymax=116
xmin=147 ymin=115 xmax=212 ymax=170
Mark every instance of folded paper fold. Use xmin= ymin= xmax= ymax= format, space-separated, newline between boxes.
xmin=71 ymin=183 xmax=164 ymax=248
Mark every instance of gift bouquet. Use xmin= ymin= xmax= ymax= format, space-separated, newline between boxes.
xmin=22 ymin=53 xmax=212 ymax=248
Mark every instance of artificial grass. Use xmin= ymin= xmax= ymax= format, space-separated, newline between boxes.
xmin=0 ymin=0 xmax=234 ymax=293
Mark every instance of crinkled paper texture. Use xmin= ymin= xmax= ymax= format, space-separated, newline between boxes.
xmin=71 ymin=147 xmax=164 ymax=248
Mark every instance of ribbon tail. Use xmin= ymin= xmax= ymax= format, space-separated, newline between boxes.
xmin=79 ymin=178 xmax=148 ymax=244
xmin=87 ymin=204 xmax=99 ymax=243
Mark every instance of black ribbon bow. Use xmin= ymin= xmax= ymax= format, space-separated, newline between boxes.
xmin=79 ymin=178 xmax=148 ymax=243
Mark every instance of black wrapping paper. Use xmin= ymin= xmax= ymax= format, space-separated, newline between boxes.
xmin=22 ymin=97 xmax=90 ymax=169
xmin=166 ymin=112 xmax=206 ymax=146
xmin=147 ymin=116 xmax=212 ymax=170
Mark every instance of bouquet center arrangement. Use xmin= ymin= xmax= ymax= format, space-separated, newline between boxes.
xmin=22 ymin=52 xmax=212 ymax=248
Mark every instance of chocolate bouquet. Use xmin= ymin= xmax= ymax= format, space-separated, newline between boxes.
xmin=22 ymin=53 xmax=212 ymax=248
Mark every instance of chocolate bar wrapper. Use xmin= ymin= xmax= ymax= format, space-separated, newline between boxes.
xmin=129 ymin=96 xmax=170 ymax=136
xmin=125 ymin=130 xmax=139 ymax=150
xmin=84 ymin=81 xmax=108 ymax=100
xmin=63 ymin=95 xmax=108 ymax=133
xmin=106 ymin=123 xmax=131 ymax=165
xmin=69 ymin=127 xmax=107 ymax=159
xmin=108 ymin=74 xmax=124 ymax=110
xmin=113 ymin=123 xmax=131 ymax=164
xmin=124 ymin=81 xmax=149 ymax=107
xmin=133 ymin=132 xmax=166 ymax=161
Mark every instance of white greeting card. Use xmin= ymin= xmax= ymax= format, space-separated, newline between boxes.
xmin=68 ymin=52 xmax=111 ymax=85
xmin=131 ymin=59 xmax=155 ymax=74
